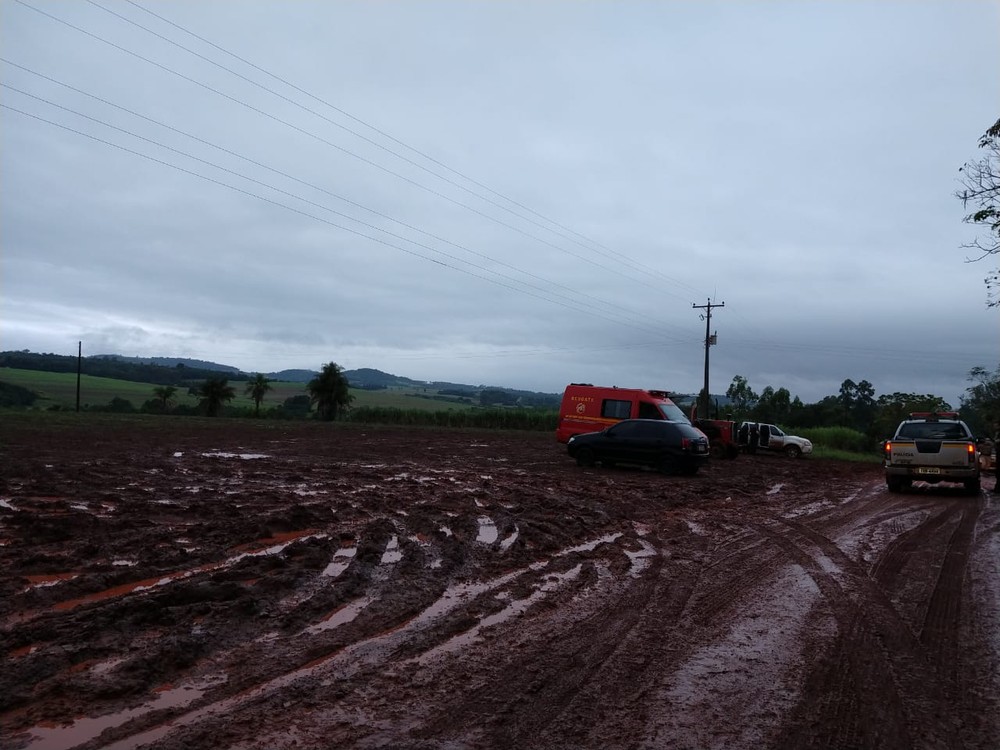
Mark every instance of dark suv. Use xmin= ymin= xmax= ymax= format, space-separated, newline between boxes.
xmin=567 ymin=419 xmax=710 ymax=475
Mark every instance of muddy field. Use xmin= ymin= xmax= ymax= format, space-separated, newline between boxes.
xmin=1 ymin=416 xmax=998 ymax=750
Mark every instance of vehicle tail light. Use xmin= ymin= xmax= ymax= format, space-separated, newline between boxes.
xmin=968 ymin=443 xmax=976 ymax=464
xmin=884 ymin=441 xmax=892 ymax=461
xmin=681 ymin=438 xmax=690 ymax=450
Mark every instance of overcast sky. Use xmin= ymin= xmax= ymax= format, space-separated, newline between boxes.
xmin=2 ymin=1 xmax=998 ymax=406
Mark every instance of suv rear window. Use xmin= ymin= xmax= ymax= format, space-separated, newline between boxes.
xmin=898 ymin=422 xmax=969 ymax=440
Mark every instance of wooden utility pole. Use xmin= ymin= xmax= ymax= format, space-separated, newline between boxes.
xmin=76 ymin=341 xmax=82 ymax=412
xmin=692 ymin=299 xmax=724 ymax=419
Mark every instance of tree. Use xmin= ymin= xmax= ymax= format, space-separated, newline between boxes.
xmin=725 ymin=375 xmax=758 ymax=418
xmin=870 ymin=392 xmax=952 ymax=442
xmin=960 ymin=365 xmax=1000 ymax=439
xmin=957 ymin=117 xmax=1000 ymax=306
xmin=752 ymin=386 xmax=792 ymax=424
xmin=838 ymin=378 xmax=876 ymax=431
xmin=307 ymin=362 xmax=354 ymax=421
xmin=244 ymin=373 xmax=273 ymax=417
xmin=198 ymin=377 xmax=236 ymax=417
xmin=151 ymin=385 xmax=177 ymax=412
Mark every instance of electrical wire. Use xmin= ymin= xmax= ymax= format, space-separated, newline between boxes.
xmin=1 ymin=101 xmax=695 ymax=340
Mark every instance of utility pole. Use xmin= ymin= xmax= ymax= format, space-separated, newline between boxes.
xmin=692 ymin=299 xmax=724 ymax=419
xmin=76 ymin=341 xmax=82 ymax=413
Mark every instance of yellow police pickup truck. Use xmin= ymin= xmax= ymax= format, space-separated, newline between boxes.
xmin=884 ymin=412 xmax=981 ymax=494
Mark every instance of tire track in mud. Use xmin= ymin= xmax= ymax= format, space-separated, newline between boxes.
xmin=762 ymin=505 xmax=969 ymax=749
xmin=410 ymin=528 xmax=706 ymax=749
xmin=869 ymin=502 xmax=962 ymax=590
xmin=413 ymin=506 xmax=845 ymax=749
xmin=917 ymin=496 xmax=983 ymax=689
xmin=26 ymin=531 xmax=629 ymax=750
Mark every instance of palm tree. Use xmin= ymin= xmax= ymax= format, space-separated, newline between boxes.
xmin=307 ymin=362 xmax=354 ymax=421
xmin=244 ymin=373 xmax=272 ymax=417
xmin=151 ymin=385 xmax=177 ymax=412
xmin=198 ymin=377 xmax=236 ymax=417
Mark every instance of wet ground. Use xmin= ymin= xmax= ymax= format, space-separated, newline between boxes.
xmin=1 ymin=416 xmax=998 ymax=750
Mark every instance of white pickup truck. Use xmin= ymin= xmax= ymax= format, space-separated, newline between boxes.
xmin=884 ymin=412 xmax=980 ymax=494
xmin=737 ymin=422 xmax=813 ymax=458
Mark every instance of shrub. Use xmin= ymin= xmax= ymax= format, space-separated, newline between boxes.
xmin=797 ymin=426 xmax=874 ymax=453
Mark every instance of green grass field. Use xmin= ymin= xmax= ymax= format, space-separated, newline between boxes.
xmin=0 ymin=368 xmax=476 ymax=413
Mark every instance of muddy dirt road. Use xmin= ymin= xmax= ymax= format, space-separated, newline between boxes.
xmin=1 ymin=417 xmax=998 ymax=750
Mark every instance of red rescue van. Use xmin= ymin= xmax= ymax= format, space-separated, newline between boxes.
xmin=555 ymin=383 xmax=692 ymax=443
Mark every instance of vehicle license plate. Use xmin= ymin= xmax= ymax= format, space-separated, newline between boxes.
xmin=918 ymin=467 xmax=941 ymax=475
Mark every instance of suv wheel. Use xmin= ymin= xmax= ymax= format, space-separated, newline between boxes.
xmin=658 ymin=457 xmax=679 ymax=475
xmin=784 ymin=445 xmax=801 ymax=458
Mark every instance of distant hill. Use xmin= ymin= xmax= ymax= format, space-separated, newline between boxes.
xmin=270 ymin=369 xmax=318 ymax=383
xmin=0 ymin=351 xmax=562 ymax=406
xmin=93 ymin=354 xmax=242 ymax=374
xmin=343 ymin=368 xmax=424 ymax=388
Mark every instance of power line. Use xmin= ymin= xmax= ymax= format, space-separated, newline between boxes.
xmin=116 ymin=0 xmax=705 ymax=297
xmin=1 ymin=101 xmax=689 ymax=339
xmin=15 ymin=0 xmax=703 ymax=301
xmin=0 ymin=60 xmax=686 ymax=335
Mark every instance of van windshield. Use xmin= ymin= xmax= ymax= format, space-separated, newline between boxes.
xmin=658 ymin=402 xmax=690 ymax=423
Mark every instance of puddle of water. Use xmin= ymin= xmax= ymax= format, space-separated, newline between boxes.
xmin=200 ymin=452 xmax=270 ymax=460
xmin=111 ymin=560 xmax=138 ymax=567
xmin=172 ymin=452 xmax=183 ymax=457
xmin=476 ymin=517 xmax=499 ymax=545
xmin=380 ymin=536 xmax=402 ymax=564
xmin=439 ymin=526 xmax=453 ymax=537
xmin=90 ymin=656 xmax=126 ymax=676
xmin=25 ymin=674 xmax=227 ymax=750
xmin=22 ymin=573 xmax=79 ymax=592
xmin=625 ymin=539 xmax=657 ymax=577
xmin=767 ymin=483 xmax=785 ymax=495
xmin=556 ymin=532 xmax=623 ymax=556
xmin=230 ymin=530 xmax=321 ymax=554
xmin=302 ymin=597 xmax=373 ymax=635
xmin=499 ymin=526 xmax=519 ymax=551
xmin=0 ymin=497 xmax=17 ymax=510
xmin=322 ymin=545 xmax=357 ymax=578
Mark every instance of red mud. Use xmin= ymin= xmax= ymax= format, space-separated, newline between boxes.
xmin=1 ymin=417 xmax=998 ymax=749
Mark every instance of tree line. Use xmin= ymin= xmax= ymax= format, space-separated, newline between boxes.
xmin=721 ymin=368 xmax=1000 ymax=447
xmin=5 ymin=353 xmax=997 ymax=447
xmin=0 ymin=350 xmax=242 ymax=387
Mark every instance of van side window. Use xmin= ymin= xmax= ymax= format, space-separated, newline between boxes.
xmin=637 ymin=402 xmax=661 ymax=419
xmin=602 ymin=399 xmax=631 ymax=419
